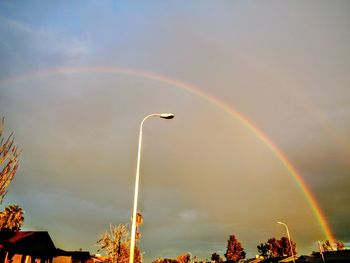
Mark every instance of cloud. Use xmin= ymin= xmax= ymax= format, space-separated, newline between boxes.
xmin=1 ymin=1 xmax=350 ymax=260
xmin=178 ymin=209 xmax=206 ymax=222
xmin=0 ymin=17 xmax=89 ymax=78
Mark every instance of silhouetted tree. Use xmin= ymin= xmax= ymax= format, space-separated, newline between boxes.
xmin=336 ymin=240 xmax=345 ymax=251
xmin=257 ymin=243 xmax=270 ymax=259
xmin=210 ymin=253 xmax=221 ymax=262
xmin=224 ymin=235 xmax=246 ymax=262
xmin=0 ymin=118 xmax=20 ymax=203
xmin=0 ymin=204 xmax=24 ymax=231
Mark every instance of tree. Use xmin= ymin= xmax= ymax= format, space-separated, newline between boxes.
xmin=97 ymin=224 xmax=141 ymax=263
xmin=211 ymin=253 xmax=222 ymax=263
xmin=258 ymin=237 xmax=297 ymax=259
xmin=322 ymin=240 xmax=334 ymax=252
xmin=257 ymin=243 xmax=270 ymax=259
xmin=0 ymin=204 xmax=24 ymax=231
xmin=174 ymin=252 xmax=191 ymax=263
xmin=152 ymin=258 xmax=178 ymax=263
xmin=0 ymin=118 xmax=20 ymax=203
xmin=335 ymin=240 xmax=345 ymax=251
xmin=152 ymin=253 xmax=191 ymax=263
xmin=267 ymin=238 xmax=282 ymax=258
xmin=280 ymin=236 xmax=296 ymax=257
xmin=224 ymin=235 xmax=246 ymax=262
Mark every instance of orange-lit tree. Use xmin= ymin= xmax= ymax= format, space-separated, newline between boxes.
xmin=336 ymin=240 xmax=345 ymax=251
xmin=174 ymin=252 xmax=191 ymax=263
xmin=279 ymin=236 xmax=296 ymax=257
xmin=0 ymin=118 xmax=20 ymax=203
xmin=0 ymin=204 xmax=24 ymax=231
xmin=152 ymin=252 xmax=191 ymax=263
xmin=135 ymin=212 xmax=143 ymax=241
xmin=322 ymin=240 xmax=334 ymax=251
xmin=267 ymin=238 xmax=282 ymax=258
xmin=97 ymin=224 xmax=141 ymax=263
xmin=0 ymin=118 xmax=23 ymax=231
xmin=224 ymin=235 xmax=246 ymax=263
xmin=258 ymin=237 xmax=296 ymax=259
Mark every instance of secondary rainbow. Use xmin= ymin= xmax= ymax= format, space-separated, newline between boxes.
xmin=0 ymin=66 xmax=335 ymax=243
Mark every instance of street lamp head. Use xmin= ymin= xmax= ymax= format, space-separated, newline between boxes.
xmin=160 ymin=113 xmax=175 ymax=119
xmin=277 ymin=221 xmax=283 ymax=225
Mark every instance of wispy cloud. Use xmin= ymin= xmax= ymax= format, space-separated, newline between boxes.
xmin=4 ymin=17 xmax=88 ymax=59
xmin=178 ymin=209 xmax=207 ymax=222
xmin=0 ymin=17 xmax=89 ymax=78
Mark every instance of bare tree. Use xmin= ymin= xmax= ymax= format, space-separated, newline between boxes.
xmin=0 ymin=118 xmax=20 ymax=203
xmin=322 ymin=240 xmax=334 ymax=252
xmin=97 ymin=224 xmax=141 ymax=263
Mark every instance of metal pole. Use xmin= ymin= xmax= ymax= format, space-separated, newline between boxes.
xmin=129 ymin=113 xmax=174 ymax=263
xmin=278 ymin=222 xmax=295 ymax=263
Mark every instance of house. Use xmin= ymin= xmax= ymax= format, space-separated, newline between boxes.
xmin=296 ymin=250 xmax=350 ymax=262
xmin=0 ymin=231 xmax=56 ymax=263
xmin=0 ymin=231 xmax=91 ymax=263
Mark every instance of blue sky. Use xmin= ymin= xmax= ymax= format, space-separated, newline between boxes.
xmin=0 ymin=1 xmax=350 ymax=261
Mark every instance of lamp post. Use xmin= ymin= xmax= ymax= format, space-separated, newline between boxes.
xmin=129 ymin=113 xmax=174 ymax=263
xmin=277 ymin=221 xmax=295 ymax=263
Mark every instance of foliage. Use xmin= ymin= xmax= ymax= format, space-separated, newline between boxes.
xmin=335 ymin=240 xmax=345 ymax=251
xmin=152 ymin=253 xmax=191 ymax=263
xmin=135 ymin=212 xmax=143 ymax=241
xmin=267 ymin=238 xmax=281 ymax=258
xmin=257 ymin=243 xmax=270 ymax=259
xmin=322 ymin=240 xmax=334 ymax=251
xmin=97 ymin=224 xmax=141 ymax=263
xmin=0 ymin=118 xmax=20 ymax=203
xmin=0 ymin=204 xmax=24 ymax=232
xmin=211 ymin=253 xmax=223 ymax=263
xmin=174 ymin=252 xmax=191 ymax=263
xmin=258 ymin=237 xmax=296 ymax=259
xmin=224 ymin=235 xmax=246 ymax=262
xmin=322 ymin=240 xmax=346 ymax=251
xmin=136 ymin=212 xmax=144 ymax=225
xmin=152 ymin=258 xmax=178 ymax=263
xmin=280 ymin=237 xmax=296 ymax=257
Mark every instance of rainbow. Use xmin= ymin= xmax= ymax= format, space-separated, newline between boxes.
xmin=0 ymin=66 xmax=335 ymax=243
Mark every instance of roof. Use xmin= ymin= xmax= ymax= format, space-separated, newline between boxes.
xmin=0 ymin=231 xmax=56 ymax=259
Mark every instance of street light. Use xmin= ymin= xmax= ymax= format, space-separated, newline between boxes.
xmin=277 ymin=221 xmax=295 ymax=263
xmin=129 ymin=113 xmax=174 ymax=263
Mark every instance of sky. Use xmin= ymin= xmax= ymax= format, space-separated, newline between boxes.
xmin=0 ymin=0 xmax=350 ymax=261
